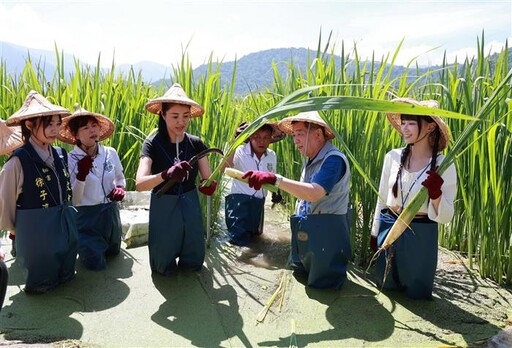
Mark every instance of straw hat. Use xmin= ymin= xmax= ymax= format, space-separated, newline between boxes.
xmin=6 ymin=90 xmax=71 ymax=126
xmin=58 ymin=108 xmax=115 ymax=145
xmin=243 ymin=122 xmax=285 ymax=143
xmin=278 ymin=111 xmax=335 ymax=140
xmin=386 ymin=97 xmax=450 ymax=150
xmin=145 ymin=83 xmax=204 ymax=117
xmin=0 ymin=120 xmax=22 ymax=156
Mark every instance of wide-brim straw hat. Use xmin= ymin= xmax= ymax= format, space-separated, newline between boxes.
xmin=6 ymin=90 xmax=71 ymax=126
xmin=0 ymin=120 xmax=22 ymax=156
xmin=245 ymin=122 xmax=286 ymax=143
xmin=145 ymin=83 xmax=204 ymax=117
xmin=58 ymin=108 xmax=115 ymax=145
xmin=386 ymin=97 xmax=450 ymax=150
xmin=278 ymin=111 xmax=335 ymax=140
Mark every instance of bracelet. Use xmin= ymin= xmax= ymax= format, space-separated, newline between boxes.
xmin=274 ymin=174 xmax=283 ymax=188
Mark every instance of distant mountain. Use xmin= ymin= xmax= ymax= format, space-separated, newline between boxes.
xmin=2 ymin=41 xmax=511 ymax=96
xmin=192 ymin=48 xmax=345 ymax=95
xmin=0 ymin=41 xmax=170 ymax=82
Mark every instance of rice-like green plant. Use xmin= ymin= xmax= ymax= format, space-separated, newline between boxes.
xmin=1 ymin=33 xmax=510 ymax=284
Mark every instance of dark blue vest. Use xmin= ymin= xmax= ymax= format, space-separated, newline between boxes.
xmin=12 ymin=142 xmax=72 ymax=209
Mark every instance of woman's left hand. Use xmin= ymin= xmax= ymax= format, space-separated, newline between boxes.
xmin=108 ymin=186 xmax=126 ymax=201
xmin=421 ymin=170 xmax=444 ymax=199
xmin=198 ymin=179 xmax=217 ymax=196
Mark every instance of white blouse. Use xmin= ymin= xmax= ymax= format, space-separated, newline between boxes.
xmin=69 ymin=144 xmax=126 ymax=206
xmin=371 ymin=148 xmax=457 ymax=237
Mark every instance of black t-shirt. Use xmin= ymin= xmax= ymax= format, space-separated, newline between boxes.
xmin=141 ymin=132 xmax=207 ymax=194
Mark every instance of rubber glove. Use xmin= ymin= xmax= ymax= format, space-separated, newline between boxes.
xmin=108 ymin=186 xmax=126 ymax=201
xmin=421 ymin=170 xmax=444 ymax=200
xmin=76 ymin=155 xmax=93 ymax=181
xmin=198 ymin=179 xmax=217 ymax=196
xmin=161 ymin=161 xmax=192 ymax=182
xmin=242 ymin=170 xmax=276 ymax=190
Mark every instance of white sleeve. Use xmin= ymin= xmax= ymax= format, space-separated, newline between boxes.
xmin=428 ymin=162 xmax=457 ymax=223
xmin=68 ymin=150 xmax=85 ymax=205
xmin=371 ymin=153 xmax=392 ymax=237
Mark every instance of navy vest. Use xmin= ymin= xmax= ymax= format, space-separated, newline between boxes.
xmin=12 ymin=142 xmax=72 ymax=209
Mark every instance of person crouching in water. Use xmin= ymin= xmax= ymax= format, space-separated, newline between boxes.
xmin=136 ymin=83 xmax=217 ymax=276
xmin=224 ymin=122 xmax=284 ymax=246
xmin=58 ymin=109 xmax=126 ymax=271
xmin=0 ymin=91 xmax=78 ymax=294
xmin=242 ymin=111 xmax=352 ymax=289
xmin=371 ymin=98 xmax=457 ymax=300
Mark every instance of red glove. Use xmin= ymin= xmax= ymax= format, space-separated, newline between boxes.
xmin=76 ymin=155 xmax=93 ymax=181
xmin=421 ymin=170 xmax=444 ymax=200
xmin=198 ymin=179 xmax=217 ymax=196
xmin=108 ymin=185 xmax=126 ymax=201
xmin=234 ymin=122 xmax=249 ymax=139
xmin=370 ymin=235 xmax=378 ymax=252
xmin=161 ymin=161 xmax=192 ymax=182
xmin=8 ymin=233 xmax=15 ymax=241
xmin=242 ymin=170 xmax=276 ymax=190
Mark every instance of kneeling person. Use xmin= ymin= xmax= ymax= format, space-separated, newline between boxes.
xmin=225 ymin=122 xmax=283 ymax=246
xmin=242 ymin=111 xmax=351 ymax=289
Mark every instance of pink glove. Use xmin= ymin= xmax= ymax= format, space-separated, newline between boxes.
xmin=242 ymin=170 xmax=276 ymax=190
xmin=76 ymin=155 xmax=93 ymax=181
xmin=421 ymin=170 xmax=444 ymax=200
xmin=161 ymin=161 xmax=192 ymax=182
xmin=108 ymin=186 xmax=126 ymax=201
xmin=198 ymin=179 xmax=217 ymax=196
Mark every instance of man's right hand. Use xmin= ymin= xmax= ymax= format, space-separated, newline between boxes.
xmin=161 ymin=161 xmax=192 ymax=182
xmin=76 ymin=155 xmax=94 ymax=181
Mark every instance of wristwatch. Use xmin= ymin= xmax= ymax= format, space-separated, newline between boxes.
xmin=274 ymin=174 xmax=283 ymax=188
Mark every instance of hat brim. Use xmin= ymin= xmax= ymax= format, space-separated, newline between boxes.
xmin=244 ymin=122 xmax=286 ymax=144
xmin=58 ymin=111 xmax=115 ymax=145
xmin=145 ymin=97 xmax=204 ymax=117
xmin=278 ymin=115 xmax=335 ymax=140
xmin=386 ymin=98 xmax=450 ymax=150
xmin=6 ymin=91 xmax=71 ymax=126
xmin=0 ymin=121 xmax=23 ymax=156
xmin=7 ymin=110 xmax=71 ymax=127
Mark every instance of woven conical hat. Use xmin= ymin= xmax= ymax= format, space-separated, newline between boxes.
xmin=278 ymin=111 xmax=335 ymax=140
xmin=58 ymin=108 xmax=115 ymax=145
xmin=145 ymin=83 xmax=204 ymax=117
xmin=6 ymin=90 xmax=70 ymax=126
xmin=0 ymin=120 xmax=22 ymax=155
xmin=386 ymin=98 xmax=450 ymax=150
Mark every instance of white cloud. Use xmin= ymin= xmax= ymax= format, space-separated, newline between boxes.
xmin=0 ymin=1 xmax=510 ymax=69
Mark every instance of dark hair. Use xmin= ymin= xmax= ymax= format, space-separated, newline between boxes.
xmin=391 ymin=114 xmax=441 ymax=197
xmin=258 ymin=124 xmax=273 ymax=134
xmin=20 ymin=115 xmax=62 ymax=143
xmin=158 ymin=103 xmax=191 ymax=142
xmin=67 ymin=115 xmax=99 ymax=146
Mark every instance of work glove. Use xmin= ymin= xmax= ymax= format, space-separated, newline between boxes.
xmin=370 ymin=235 xmax=378 ymax=252
xmin=76 ymin=155 xmax=94 ymax=181
xmin=9 ymin=232 xmax=16 ymax=257
xmin=161 ymin=161 xmax=192 ymax=182
xmin=271 ymin=190 xmax=283 ymax=204
xmin=242 ymin=170 xmax=276 ymax=190
xmin=421 ymin=170 xmax=444 ymax=200
xmin=107 ymin=185 xmax=126 ymax=201
xmin=198 ymin=179 xmax=217 ymax=196
xmin=234 ymin=122 xmax=249 ymax=139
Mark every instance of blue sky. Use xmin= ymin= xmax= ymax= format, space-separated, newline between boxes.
xmin=0 ymin=0 xmax=510 ymax=68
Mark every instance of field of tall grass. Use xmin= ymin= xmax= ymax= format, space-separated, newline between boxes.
xmin=1 ymin=35 xmax=510 ymax=284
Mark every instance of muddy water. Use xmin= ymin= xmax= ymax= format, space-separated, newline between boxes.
xmin=218 ymin=200 xmax=292 ymax=269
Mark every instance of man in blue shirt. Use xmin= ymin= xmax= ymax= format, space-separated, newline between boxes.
xmin=242 ymin=111 xmax=351 ymax=289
